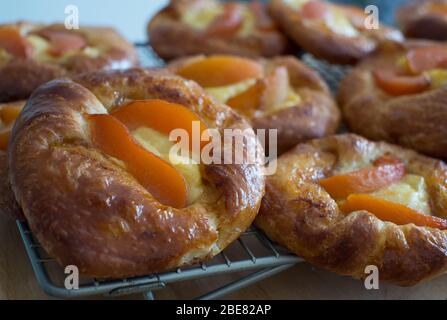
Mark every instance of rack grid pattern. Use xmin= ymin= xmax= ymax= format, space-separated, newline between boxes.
xmin=17 ymin=221 xmax=302 ymax=299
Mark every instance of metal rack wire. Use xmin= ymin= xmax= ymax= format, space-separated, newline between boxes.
xmin=17 ymin=221 xmax=302 ymax=299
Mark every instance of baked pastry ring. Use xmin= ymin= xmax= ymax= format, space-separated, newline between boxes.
xmin=269 ymin=0 xmax=403 ymax=65
xmin=168 ymin=54 xmax=340 ymax=154
xmin=0 ymin=22 xmax=138 ymax=102
xmin=8 ymin=68 xmax=265 ymax=278
xmin=147 ymin=0 xmax=288 ymax=60
xmin=256 ymin=134 xmax=447 ymax=286
xmin=339 ymin=41 xmax=447 ymax=159
xmin=397 ymin=0 xmax=447 ymax=40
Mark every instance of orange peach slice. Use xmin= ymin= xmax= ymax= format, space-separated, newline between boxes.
xmin=89 ymin=114 xmax=188 ymax=208
xmin=0 ymin=101 xmax=24 ymax=125
xmin=261 ymin=66 xmax=290 ymax=109
xmin=206 ymin=3 xmax=243 ymax=37
xmin=36 ymin=29 xmax=87 ymax=56
xmin=429 ymin=3 xmax=447 ymax=15
xmin=0 ymin=101 xmax=25 ymax=150
xmin=373 ymin=70 xmax=431 ymax=96
xmin=300 ymin=0 xmax=331 ymax=20
xmin=176 ymin=55 xmax=263 ymax=87
xmin=226 ymin=81 xmax=263 ymax=117
xmin=111 ymin=99 xmax=208 ymax=151
xmin=0 ymin=26 xmax=33 ymax=58
xmin=227 ymin=66 xmax=289 ymax=114
xmin=319 ymin=156 xmax=406 ymax=199
xmin=407 ymin=47 xmax=447 ymax=74
xmin=341 ymin=194 xmax=447 ymax=230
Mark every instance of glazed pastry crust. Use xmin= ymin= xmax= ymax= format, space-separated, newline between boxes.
xmin=256 ymin=134 xmax=447 ymax=286
xmin=168 ymin=55 xmax=340 ymax=154
xmin=339 ymin=41 xmax=447 ymax=159
xmin=147 ymin=0 xmax=288 ymax=60
xmin=397 ymin=0 xmax=447 ymax=40
xmin=268 ymin=0 xmax=402 ymax=65
xmin=0 ymin=22 xmax=139 ymax=102
xmin=8 ymin=68 xmax=265 ymax=278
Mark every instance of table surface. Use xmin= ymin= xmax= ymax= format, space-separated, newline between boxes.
xmin=2 ymin=213 xmax=447 ymax=300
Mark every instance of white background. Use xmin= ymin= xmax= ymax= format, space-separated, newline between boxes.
xmin=0 ymin=0 xmax=169 ymax=42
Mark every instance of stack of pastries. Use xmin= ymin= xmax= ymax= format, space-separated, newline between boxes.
xmin=3 ymin=0 xmax=447 ymax=287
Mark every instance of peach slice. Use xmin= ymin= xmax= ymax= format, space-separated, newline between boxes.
xmin=0 ymin=26 xmax=33 ymax=58
xmin=0 ymin=101 xmax=25 ymax=150
xmin=300 ymin=0 xmax=331 ymax=20
xmin=261 ymin=66 xmax=290 ymax=109
xmin=373 ymin=70 xmax=431 ymax=96
xmin=406 ymin=47 xmax=447 ymax=74
xmin=36 ymin=29 xmax=87 ymax=56
xmin=89 ymin=114 xmax=188 ymax=208
xmin=111 ymin=99 xmax=208 ymax=151
xmin=206 ymin=3 xmax=243 ymax=37
xmin=176 ymin=55 xmax=263 ymax=87
xmin=341 ymin=194 xmax=447 ymax=230
xmin=319 ymin=156 xmax=406 ymax=199
xmin=226 ymin=66 xmax=289 ymax=114
xmin=429 ymin=3 xmax=447 ymax=15
xmin=0 ymin=101 xmax=24 ymax=125
xmin=226 ymin=81 xmax=263 ymax=117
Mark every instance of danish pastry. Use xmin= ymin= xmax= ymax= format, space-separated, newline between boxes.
xmin=0 ymin=22 xmax=138 ymax=102
xmin=8 ymin=68 xmax=265 ymax=278
xmin=269 ymin=0 xmax=402 ymax=64
xmin=147 ymin=0 xmax=288 ymax=60
xmin=397 ymin=0 xmax=447 ymax=40
xmin=256 ymin=134 xmax=447 ymax=286
xmin=169 ymin=54 xmax=339 ymax=154
xmin=339 ymin=41 xmax=447 ymax=159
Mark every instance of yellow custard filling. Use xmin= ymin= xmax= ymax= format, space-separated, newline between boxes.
xmin=283 ymin=0 xmax=309 ymax=10
xmin=181 ymin=3 xmax=255 ymax=36
xmin=26 ymin=34 xmax=99 ymax=62
xmin=132 ymin=127 xmax=204 ymax=204
xmin=206 ymin=78 xmax=257 ymax=103
xmin=284 ymin=0 xmax=359 ymax=37
xmin=369 ymin=174 xmax=431 ymax=215
xmin=396 ymin=55 xmax=447 ymax=90
xmin=206 ymin=78 xmax=302 ymax=113
xmin=0 ymin=33 xmax=98 ymax=65
xmin=181 ymin=3 xmax=223 ymax=30
xmin=327 ymin=8 xmax=359 ymax=38
xmin=426 ymin=69 xmax=447 ymax=89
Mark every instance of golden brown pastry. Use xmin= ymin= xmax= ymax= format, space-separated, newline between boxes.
xmin=8 ymin=68 xmax=265 ymax=278
xmin=0 ymin=22 xmax=139 ymax=102
xmin=256 ymin=134 xmax=447 ymax=286
xmin=269 ymin=0 xmax=402 ymax=64
xmin=168 ymin=54 xmax=339 ymax=154
xmin=339 ymin=41 xmax=447 ymax=159
xmin=148 ymin=0 xmax=288 ymax=60
xmin=397 ymin=0 xmax=447 ymax=40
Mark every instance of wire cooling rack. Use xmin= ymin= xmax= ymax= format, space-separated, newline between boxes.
xmin=17 ymin=221 xmax=301 ymax=299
